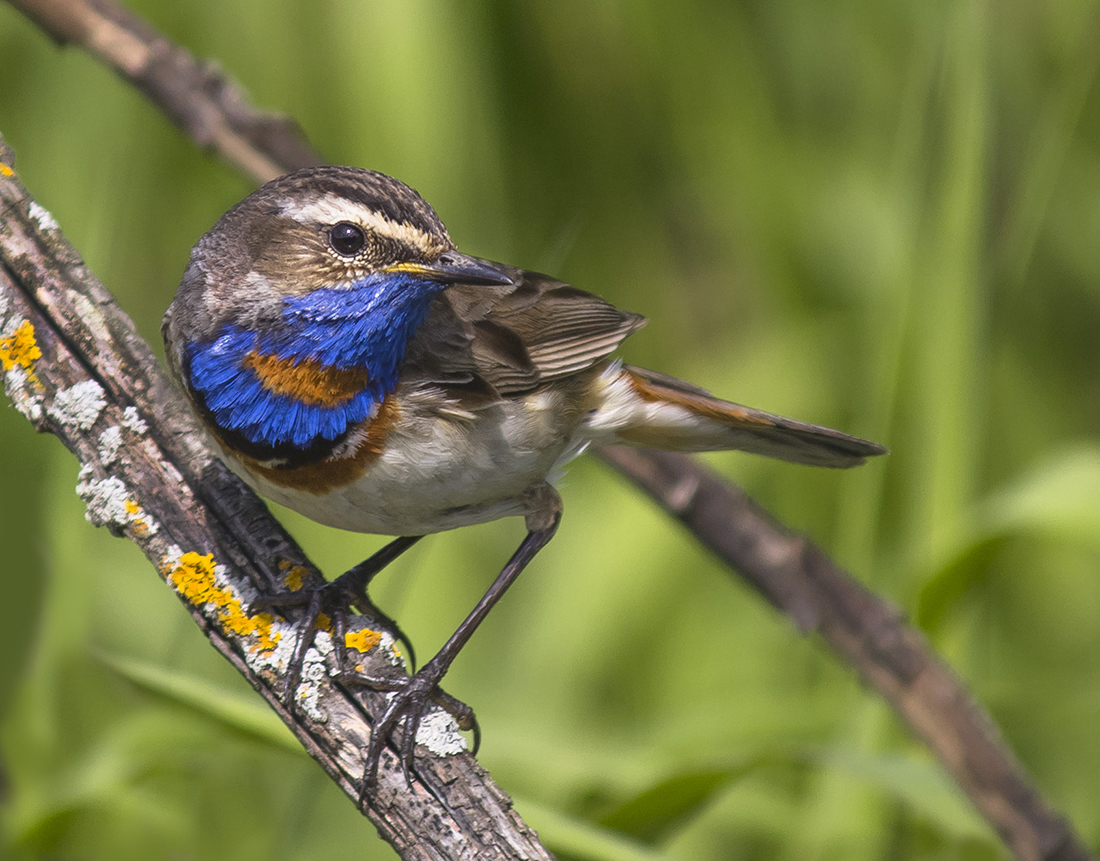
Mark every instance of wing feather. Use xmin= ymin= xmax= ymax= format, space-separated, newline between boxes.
xmin=402 ymin=262 xmax=644 ymax=397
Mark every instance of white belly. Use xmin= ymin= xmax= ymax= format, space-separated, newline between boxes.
xmin=226 ymin=383 xmax=593 ymax=535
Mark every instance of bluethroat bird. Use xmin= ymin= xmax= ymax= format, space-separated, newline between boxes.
xmin=163 ymin=165 xmax=886 ymax=789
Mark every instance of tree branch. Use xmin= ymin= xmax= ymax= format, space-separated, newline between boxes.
xmin=8 ymin=0 xmax=322 ymax=179
xmin=0 ymin=137 xmax=552 ymax=861
xmin=2 ymin=1 xmax=1095 ymax=859
xmin=597 ymin=447 xmax=1090 ymax=861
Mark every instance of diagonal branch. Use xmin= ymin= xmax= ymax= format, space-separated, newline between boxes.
xmin=8 ymin=0 xmax=322 ymax=179
xmin=2 ymin=1 xmax=1095 ymax=859
xmin=0 ymin=137 xmax=552 ymax=861
xmin=597 ymin=446 xmax=1091 ymax=861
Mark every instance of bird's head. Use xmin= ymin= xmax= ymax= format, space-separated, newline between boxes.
xmin=168 ymin=165 xmax=511 ymax=343
xmin=162 ymin=166 xmax=513 ymax=452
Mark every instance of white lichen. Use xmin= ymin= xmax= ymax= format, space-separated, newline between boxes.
xmin=76 ymin=469 xmax=131 ymax=528
xmin=70 ymin=293 xmax=114 ymax=353
xmin=98 ymin=425 xmax=123 ymax=465
xmin=49 ymin=379 xmax=106 ymax=430
xmin=161 ymin=544 xmax=185 ymax=567
xmin=28 ymin=200 xmax=58 ymax=233
xmin=74 ymin=467 xmax=158 ymax=536
xmin=295 ymin=631 xmax=335 ymax=724
xmin=377 ymin=631 xmax=405 ymax=669
xmin=414 ymin=706 xmax=467 ymax=756
xmin=132 ymin=510 xmax=160 ymax=536
xmin=121 ymin=405 xmax=148 ymax=435
xmin=4 ymin=368 xmax=43 ymax=422
xmin=312 ymin=629 xmax=336 ymax=660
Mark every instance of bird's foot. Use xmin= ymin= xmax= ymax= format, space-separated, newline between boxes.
xmin=251 ymin=563 xmax=418 ymax=702
xmin=352 ymin=658 xmax=480 ymax=797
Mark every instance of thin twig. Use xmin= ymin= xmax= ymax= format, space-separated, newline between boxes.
xmin=3 ymin=0 xmax=1096 ymax=859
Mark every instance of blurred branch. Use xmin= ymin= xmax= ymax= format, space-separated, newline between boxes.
xmin=6 ymin=0 xmax=322 ymax=181
xmin=0 ymin=138 xmax=552 ymax=861
xmin=598 ymin=447 xmax=1091 ymax=861
xmin=3 ymin=0 xmax=1095 ymax=860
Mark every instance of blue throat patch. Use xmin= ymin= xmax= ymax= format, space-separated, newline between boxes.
xmin=186 ymin=273 xmax=443 ymax=450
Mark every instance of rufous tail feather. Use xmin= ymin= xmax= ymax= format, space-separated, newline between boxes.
xmin=592 ymin=365 xmax=886 ymax=468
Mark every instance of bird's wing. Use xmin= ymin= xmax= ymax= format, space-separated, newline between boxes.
xmin=403 ymin=263 xmax=646 ymax=397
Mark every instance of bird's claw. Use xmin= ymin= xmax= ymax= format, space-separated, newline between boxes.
xmin=251 ymin=571 xmax=418 ymax=702
xmin=356 ymin=663 xmax=479 ymax=798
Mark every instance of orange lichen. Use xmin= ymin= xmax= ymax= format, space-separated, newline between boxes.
xmin=283 ymin=566 xmax=307 ymax=592
xmin=345 ymin=629 xmax=382 ymax=654
xmin=169 ymin=552 xmax=222 ymax=603
xmin=168 ymin=551 xmax=281 ymax=652
xmin=0 ymin=163 xmax=13 ymax=177
xmin=124 ymin=500 xmax=150 ymax=536
xmin=0 ymin=320 xmax=42 ymax=373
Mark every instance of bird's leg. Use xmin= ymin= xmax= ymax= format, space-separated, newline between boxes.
xmin=252 ymin=535 xmax=423 ymax=699
xmin=329 ymin=535 xmax=423 ymax=672
xmin=357 ymin=485 xmax=563 ymax=797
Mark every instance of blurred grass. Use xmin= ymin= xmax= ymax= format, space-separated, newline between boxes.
xmin=2 ymin=0 xmax=1100 ymax=858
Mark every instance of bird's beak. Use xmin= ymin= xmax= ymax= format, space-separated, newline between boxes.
xmin=385 ymin=252 xmax=514 ymax=286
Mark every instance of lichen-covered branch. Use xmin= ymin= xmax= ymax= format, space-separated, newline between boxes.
xmin=0 ymin=139 xmax=553 ymax=861
xmin=3 ymin=0 xmax=1096 ymax=859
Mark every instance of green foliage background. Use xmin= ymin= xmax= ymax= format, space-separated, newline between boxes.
xmin=2 ymin=1 xmax=1100 ymax=858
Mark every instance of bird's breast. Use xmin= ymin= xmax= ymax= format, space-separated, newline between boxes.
xmin=242 ymin=350 xmax=374 ymax=408
xmin=217 ymin=374 xmax=602 ymax=535
xmin=186 ymin=324 xmax=390 ymax=451
xmin=216 ymin=391 xmax=400 ymax=496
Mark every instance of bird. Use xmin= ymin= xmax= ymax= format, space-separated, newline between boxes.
xmin=162 ymin=164 xmax=886 ymax=790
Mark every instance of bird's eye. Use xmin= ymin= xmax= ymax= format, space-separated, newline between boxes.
xmin=328 ymin=222 xmax=366 ymax=257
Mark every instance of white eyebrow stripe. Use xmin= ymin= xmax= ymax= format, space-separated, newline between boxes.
xmin=277 ymin=194 xmax=448 ymax=251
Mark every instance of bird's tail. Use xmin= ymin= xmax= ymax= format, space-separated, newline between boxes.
xmin=588 ymin=365 xmax=886 ymax=468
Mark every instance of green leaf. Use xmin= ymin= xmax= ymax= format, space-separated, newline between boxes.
xmin=978 ymin=446 xmax=1100 ymax=546
xmin=94 ymin=651 xmax=300 ymax=752
xmin=804 ymin=748 xmax=992 ymax=842
xmin=515 ymin=795 xmax=673 ymax=861
xmin=597 ymin=762 xmax=758 ymax=844
xmin=919 ymin=446 xmax=1100 ymax=627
